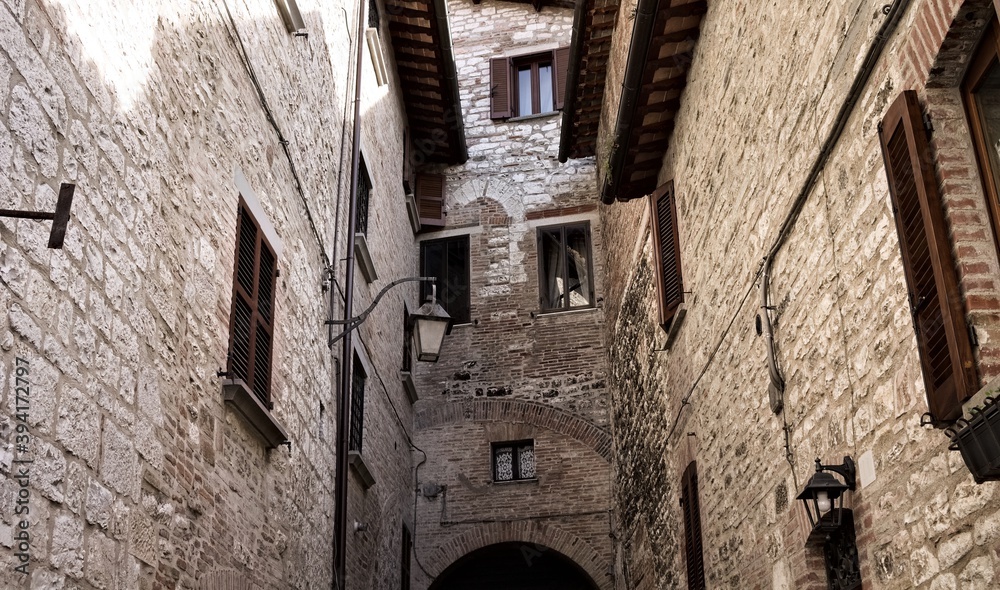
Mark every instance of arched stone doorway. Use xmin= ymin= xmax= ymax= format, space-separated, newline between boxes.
xmin=429 ymin=542 xmax=601 ymax=590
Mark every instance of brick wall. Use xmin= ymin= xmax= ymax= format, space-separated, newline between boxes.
xmin=600 ymin=0 xmax=1000 ymax=588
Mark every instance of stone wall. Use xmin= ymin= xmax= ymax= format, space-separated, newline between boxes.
xmin=0 ymin=0 xmax=420 ymax=588
xmin=601 ymin=0 xmax=1000 ymax=588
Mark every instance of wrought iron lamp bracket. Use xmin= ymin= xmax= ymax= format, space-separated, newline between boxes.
xmin=815 ymin=456 xmax=857 ymax=491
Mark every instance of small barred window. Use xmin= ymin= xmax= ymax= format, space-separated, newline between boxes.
xmin=493 ymin=440 xmax=535 ymax=482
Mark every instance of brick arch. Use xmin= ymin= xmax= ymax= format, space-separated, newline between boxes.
xmin=424 ymin=520 xmax=613 ymax=590
xmin=926 ymin=0 xmax=993 ymax=88
xmin=414 ymin=399 xmax=611 ymax=461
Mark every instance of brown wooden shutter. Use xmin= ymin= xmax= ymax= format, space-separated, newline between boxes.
xmin=681 ymin=462 xmax=705 ymax=590
xmin=416 ymin=173 xmax=446 ymax=228
xmin=878 ymin=90 xmax=977 ymax=424
xmin=402 ymin=129 xmax=414 ymax=194
xmin=553 ymin=46 xmax=570 ymax=110
xmin=490 ymin=57 xmax=511 ymax=119
xmin=649 ymin=181 xmax=684 ymax=330
xmin=228 ymin=201 xmax=278 ymax=407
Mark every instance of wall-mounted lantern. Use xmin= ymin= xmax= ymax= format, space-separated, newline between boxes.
xmin=796 ymin=456 xmax=855 ymax=542
xmin=409 ymin=285 xmax=452 ymax=363
xmin=796 ymin=456 xmax=862 ymax=590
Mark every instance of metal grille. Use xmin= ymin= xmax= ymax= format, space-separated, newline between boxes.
xmin=823 ymin=512 xmax=862 ymax=590
xmin=494 ymin=446 xmax=514 ymax=481
xmin=349 ymin=356 xmax=366 ymax=452
xmin=518 ymin=444 xmax=536 ymax=478
xmin=356 ymin=159 xmax=371 ymax=236
xmin=492 ymin=440 xmax=535 ymax=481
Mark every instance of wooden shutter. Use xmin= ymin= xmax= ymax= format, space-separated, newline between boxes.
xmin=402 ymin=129 xmax=414 ymax=194
xmin=878 ymin=90 xmax=977 ymax=424
xmin=490 ymin=57 xmax=511 ymax=119
xmin=416 ymin=173 xmax=446 ymax=228
xmin=228 ymin=202 xmax=278 ymax=407
xmin=681 ymin=462 xmax=705 ymax=590
xmin=649 ymin=181 xmax=684 ymax=330
xmin=553 ymin=46 xmax=570 ymax=110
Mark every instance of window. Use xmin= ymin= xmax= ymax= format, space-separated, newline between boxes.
xmin=368 ymin=0 xmax=380 ymax=28
xmin=400 ymin=524 xmax=412 ymax=590
xmin=680 ymin=462 xmax=705 ymax=590
xmin=490 ymin=47 xmax=570 ymax=119
xmin=537 ymin=222 xmax=594 ymax=311
xmin=420 ymin=235 xmax=471 ymax=324
xmin=878 ymin=90 xmax=977 ymax=424
xmin=356 ymin=156 xmax=372 ymax=236
xmin=650 ymin=181 xmax=684 ymax=330
xmin=402 ymin=308 xmax=413 ymax=373
xmin=349 ymin=354 xmax=366 ymax=452
xmin=492 ymin=440 xmax=535 ymax=482
xmin=964 ymin=17 xmax=1000 ymax=264
xmin=227 ymin=199 xmax=278 ymax=407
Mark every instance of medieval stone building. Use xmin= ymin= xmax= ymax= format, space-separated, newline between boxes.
xmin=2 ymin=0 xmax=1000 ymax=589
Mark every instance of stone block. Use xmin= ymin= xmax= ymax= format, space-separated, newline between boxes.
xmin=56 ymin=386 xmax=100 ymax=467
xmin=49 ymin=511 xmax=83 ymax=578
xmin=99 ymin=419 xmax=138 ymax=501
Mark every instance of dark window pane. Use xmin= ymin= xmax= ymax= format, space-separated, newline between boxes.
xmin=539 ymin=228 xmax=565 ymax=310
xmin=356 ymin=158 xmax=371 ymax=235
xmin=350 ymin=356 xmax=366 ymax=452
xmin=565 ymin=225 xmax=592 ymax=307
xmin=421 ymin=235 xmax=470 ymax=324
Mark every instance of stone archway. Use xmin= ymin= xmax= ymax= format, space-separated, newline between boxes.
xmin=423 ymin=520 xmax=612 ymax=590
xmin=429 ymin=542 xmax=601 ymax=590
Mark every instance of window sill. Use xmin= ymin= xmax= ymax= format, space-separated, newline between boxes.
xmin=506 ymin=111 xmax=560 ymax=123
xmin=399 ymin=370 xmax=418 ymax=403
xmin=354 ymin=233 xmax=379 ymax=283
xmin=222 ymin=380 xmax=289 ymax=449
xmin=492 ymin=478 xmax=539 ymax=486
xmin=349 ymin=451 xmax=377 ymax=489
xmin=404 ymin=192 xmax=422 ymax=234
xmin=533 ymin=306 xmax=598 ymax=318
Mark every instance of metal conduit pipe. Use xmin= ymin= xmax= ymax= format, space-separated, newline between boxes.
xmin=601 ymin=0 xmax=661 ymax=204
xmin=759 ymin=0 xmax=911 ymax=410
xmin=333 ymin=0 xmax=368 ymax=585
xmin=557 ymin=0 xmax=589 ymax=163
xmin=432 ymin=0 xmax=469 ymax=164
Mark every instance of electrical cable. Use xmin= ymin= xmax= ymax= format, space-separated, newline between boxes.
xmin=217 ymin=0 xmax=331 ymax=270
xmin=364 ymin=341 xmax=435 ymax=578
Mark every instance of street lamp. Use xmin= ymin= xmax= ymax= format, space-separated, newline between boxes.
xmin=410 ymin=285 xmax=452 ymax=362
xmin=327 ymin=276 xmax=451 ymax=359
xmin=796 ymin=456 xmax=855 ymax=543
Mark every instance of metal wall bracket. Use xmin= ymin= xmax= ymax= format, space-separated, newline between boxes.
xmin=0 ymin=183 xmax=75 ymax=249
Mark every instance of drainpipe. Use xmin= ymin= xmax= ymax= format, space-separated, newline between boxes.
xmin=557 ymin=0 xmax=588 ymax=163
xmin=431 ymin=0 xmax=468 ymax=164
xmin=600 ymin=0 xmax=660 ymax=203
xmin=758 ymin=0 xmax=910 ymax=410
xmin=333 ymin=0 xmax=368 ymax=585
